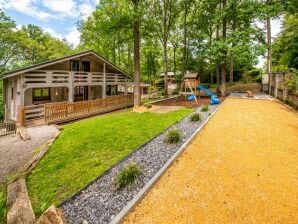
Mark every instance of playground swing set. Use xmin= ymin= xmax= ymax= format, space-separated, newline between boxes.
xmin=176 ymin=73 xmax=220 ymax=105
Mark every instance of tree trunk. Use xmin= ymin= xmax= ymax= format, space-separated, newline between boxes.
xmin=229 ymin=57 xmax=234 ymax=83
xmin=221 ymin=0 xmax=227 ymax=96
xmin=229 ymin=3 xmax=237 ymax=83
xmin=266 ymin=0 xmax=272 ymax=95
xmin=216 ymin=63 xmax=220 ymax=93
xmin=209 ymin=31 xmax=213 ymax=84
xmin=173 ymin=45 xmax=176 ymax=76
xmin=133 ymin=0 xmax=141 ymax=107
xmin=182 ymin=1 xmax=188 ymax=76
xmin=163 ymin=41 xmax=168 ymax=97
xmin=216 ymin=18 xmax=220 ymax=92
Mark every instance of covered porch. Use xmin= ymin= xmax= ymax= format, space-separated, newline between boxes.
xmin=19 ymin=94 xmax=133 ymax=126
xmin=18 ymin=69 xmax=131 ymax=126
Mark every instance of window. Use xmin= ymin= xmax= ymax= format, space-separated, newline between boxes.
xmin=70 ymin=60 xmax=79 ymax=71
xmin=106 ymin=85 xmax=118 ymax=96
xmin=74 ymin=86 xmax=88 ymax=101
xmin=33 ymin=88 xmax=50 ymax=103
xmin=82 ymin=61 xmax=90 ymax=72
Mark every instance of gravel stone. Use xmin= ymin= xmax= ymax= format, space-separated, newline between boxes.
xmin=60 ymin=105 xmax=218 ymax=224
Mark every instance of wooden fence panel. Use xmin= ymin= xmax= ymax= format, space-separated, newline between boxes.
xmin=44 ymin=94 xmax=133 ymax=123
xmin=0 ymin=120 xmax=16 ymax=137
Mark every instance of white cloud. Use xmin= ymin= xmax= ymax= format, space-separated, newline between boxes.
xmin=0 ymin=0 xmax=98 ymax=21
xmin=65 ymin=27 xmax=81 ymax=47
xmin=80 ymin=2 xmax=94 ymax=20
xmin=0 ymin=0 xmax=53 ymax=21
xmin=44 ymin=27 xmax=63 ymax=39
xmin=42 ymin=0 xmax=78 ymax=18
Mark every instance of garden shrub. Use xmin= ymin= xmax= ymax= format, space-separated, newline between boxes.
xmin=285 ymin=98 xmax=294 ymax=105
xmin=201 ymin=104 xmax=209 ymax=112
xmin=190 ymin=113 xmax=201 ymax=122
xmin=115 ymin=163 xmax=140 ymax=189
xmin=164 ymin=129 xmax=181 ymax=144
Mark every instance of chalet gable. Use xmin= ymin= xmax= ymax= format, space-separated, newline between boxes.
xmin=2 ymin=50 xmax=131 ymax=79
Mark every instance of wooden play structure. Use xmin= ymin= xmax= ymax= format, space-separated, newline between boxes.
xmin=177 ymin=71 xmax=200 ymax=103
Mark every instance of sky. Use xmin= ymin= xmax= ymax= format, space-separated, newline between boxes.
xmin=0 ymin=0 xmax=282 ymax=68
xmin=0 ymin=0 xmax=98 ymax=47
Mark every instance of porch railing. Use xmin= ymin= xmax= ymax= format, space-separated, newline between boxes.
xmin=22 ymin=70 xmax=127 ymax=88
xmin=0 ymin=120 xmax=17 ymax=137
xmin=18 ymin=95 xmax=133 ymax=126
xmin=44 ymin=94 xmax=133 ymax=123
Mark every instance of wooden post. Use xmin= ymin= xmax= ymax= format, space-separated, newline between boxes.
xmin=125 ymin=78 xmax=128 ymax=95
xmin=18 ymin=107 xmax=25 ymax=126
xmin=69 ymin=72 xmax=74 ymax=102
xmin=274 ymin=73 xmax=278 ymax=98
xmin=102 ymin=63 xmax=106 ymax=99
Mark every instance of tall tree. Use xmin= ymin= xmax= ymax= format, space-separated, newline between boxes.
xmin=132 ymin=0 xmax=141 ymax=107
xmin=266 ymin=0 xmax=273 ymax=94
xmin=147 ymin=0 xmax=180 ymax=97
xmin=221 ymin=0 xmax=227 ymax=96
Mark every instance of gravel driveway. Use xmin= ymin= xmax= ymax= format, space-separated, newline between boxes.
xmin=0 ymin=125 xmax=58 ymax=183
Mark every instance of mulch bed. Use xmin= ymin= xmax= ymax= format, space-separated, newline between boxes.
xmin=153 ymin=95 xmax=226 ymax=108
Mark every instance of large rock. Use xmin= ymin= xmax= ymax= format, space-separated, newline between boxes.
xmin=18 ymin=126 xmax=31 ymax=141
xmin=7 ymin=179 xmax=36 ymax=224
xmin=36 ymin=205 xmax=67 ymax=224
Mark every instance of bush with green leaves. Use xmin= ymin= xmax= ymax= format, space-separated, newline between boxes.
xmin=164 ymin=129 xmax=181 ymax=144
xmin=201 ymin=104 xmax=209 ymax=112
xmin=115 ymin=163 xmax=140 ymax=189
xmin=285 ymin=98 xmax=294 ymax=105
xmin=190 ymin=113 xmax=201 ymax=122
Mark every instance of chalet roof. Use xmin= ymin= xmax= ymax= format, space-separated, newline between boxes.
xmin=1 ymin=50 xmax=131 ymax=79
xmin=183 ymin=71 xmax=198 ymax=79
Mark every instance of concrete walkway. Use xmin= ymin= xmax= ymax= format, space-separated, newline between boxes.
xmin=0 ymin=125 xmax=58 ymax=183
xmin=124 ymin=98 xmax=298 ymax=224
xmin=230 ymin=92 xmax=275 ymax=100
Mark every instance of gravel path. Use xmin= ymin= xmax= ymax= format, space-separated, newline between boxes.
xmin=61 ymin=104 xmax=219 ymax=224
xmin=0 ymin=125 xmax=58 ymax=183
xmin=124 ymin=98 xmax=298 ymax=224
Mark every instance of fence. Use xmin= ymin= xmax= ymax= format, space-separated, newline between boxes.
xmin=0 ymin=120 xmax=16 ymax=137
xmin=264 ymin=72 xmax=298 ymax=109
xmin=44 ymin=94 xmax=133 ymax=123
xmin=18 ymin=94 xmax=134 ymax=126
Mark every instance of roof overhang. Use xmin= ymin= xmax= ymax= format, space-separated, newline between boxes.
xmin=1 ymin=50 xmax=132 ymax=80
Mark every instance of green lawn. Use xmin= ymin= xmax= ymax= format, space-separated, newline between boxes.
xmin=0 ymin=188 xmax=6 ymax=224
xmin=27 ymin=108 xmax=192 ymax=216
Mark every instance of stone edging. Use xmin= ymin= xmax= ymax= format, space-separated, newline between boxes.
xmin=145 ymin=95 xmax=178 ymax=105
xmin=110 ymin=98 xmax=228 ymax=224
xmin=273 ymin=98 xmax=298 ymax=113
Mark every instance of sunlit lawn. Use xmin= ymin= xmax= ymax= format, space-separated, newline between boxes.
xmin=0 ymin=188 xmax=6 ymax=224
xmin=27 ymin=108 xmax=192 ymax=216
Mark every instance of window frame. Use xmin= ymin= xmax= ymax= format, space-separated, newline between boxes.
xmin=32 ymin=88 xmax=51 ymax=103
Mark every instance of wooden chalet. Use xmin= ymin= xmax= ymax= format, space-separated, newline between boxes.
xmin=1 ymin=50 xmax=133 ymax=126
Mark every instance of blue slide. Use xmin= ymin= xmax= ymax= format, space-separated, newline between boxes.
xmin=197 ymin=84 xmax=219 ymax=105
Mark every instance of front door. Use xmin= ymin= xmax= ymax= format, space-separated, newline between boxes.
xmin=74 ymin=86 xmax=88 ymax=101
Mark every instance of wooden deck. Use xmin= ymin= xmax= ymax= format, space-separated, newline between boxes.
xmin=19 ymin=94 xmax=134 ymax=126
